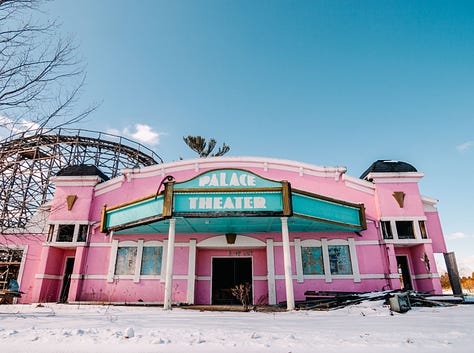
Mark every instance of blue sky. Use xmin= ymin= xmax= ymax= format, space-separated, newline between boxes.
xmin=21 ymin=0 xmax=474 ymax=273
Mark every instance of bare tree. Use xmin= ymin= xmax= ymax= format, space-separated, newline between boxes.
xmin=183 ymin=135 xmax=230 ymax=157
xmin=0 ymin=0 xmax=94 ymax=137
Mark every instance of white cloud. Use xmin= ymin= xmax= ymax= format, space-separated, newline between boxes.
xmin=107 ymin=124 xmax=163 ymax=146
xmin=456 ymin=141 xmax=474 ymax=152
xmin=125 ymin=124 xmax=161 ymax=145
xmin=447 ymin=232 xmax=474 ymax=240
xmin=0 ymin=114 xmax=41 ymax=138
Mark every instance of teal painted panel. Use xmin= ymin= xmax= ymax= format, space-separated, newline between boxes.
xmin=302 ymin=247 xmax=324 ymax=275
xmin=140 ymin=246 xmax=162 ymax=275
xmin=175 ymin=169 xmax=281 ymax=189
xmin=173 ymin=191 xmax=283 ymax=213
xmin=115 ymin=247 xmax=137 ymax=275
xmin=328 ymin=245 xmax=352 ymax=275
xmin=292 ymin=193 xmax=361 ymax=226
xmin=113 ymin=214 xmax=361 ymax=235
xmin=106 ymin=197 xmax=163 ymax=228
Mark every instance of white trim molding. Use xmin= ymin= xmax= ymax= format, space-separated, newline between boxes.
xmin=197 ymin=235 xmax=266 ymax=249
xmin=35 ymin=274 xmax=62 ymax=280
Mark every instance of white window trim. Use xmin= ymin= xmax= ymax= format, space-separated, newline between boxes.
xmin=379 ymin=217 xmax=429 ymax=241
xmin=47 ymin=221 xmax=91 ymax=245
xmin=0 ymin=245 xmax=28 ymax=294
xmin=107 ymin=239 xmax=164 ymax=283
xmin=298 ymin=238 xmax=360 ymax=283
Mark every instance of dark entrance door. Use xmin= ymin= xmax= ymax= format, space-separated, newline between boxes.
xmin=59 ymin=257 xmax=75 ymax=303
xmin=212 ymin=258 xmax=252 ymax=305
xmin=396 ymin=256 xmax=413 ymax=291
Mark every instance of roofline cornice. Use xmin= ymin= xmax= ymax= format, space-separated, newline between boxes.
xmin=365 ymin=172 xmax=424 ymax=183
xmin=120 ymin=156 xmax=349 ymax=181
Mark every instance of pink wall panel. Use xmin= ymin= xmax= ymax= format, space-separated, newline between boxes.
xmin=425 ymin=212 xmax=447 ymax=253
xmin=375 ymin=183 xmax=425 ymax=218
xmin=10 ymin=157 xmax=448 ymax=303
xmin=50 ymin=186 xmax=94 ymax=221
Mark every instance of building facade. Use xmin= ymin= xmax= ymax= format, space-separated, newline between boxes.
xmin=1 ymin=157 xmax=447 ymax=307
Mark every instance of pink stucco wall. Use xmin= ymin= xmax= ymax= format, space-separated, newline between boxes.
xmin=0 ymin=234 xmax=44 ymax=303
xmin=426 ymin=212 xmax=448 ymax=253
xmin=5 ymin=157 xmax=449 ymax=304
xmin=374 ymin=182 xmax=426 ymax=218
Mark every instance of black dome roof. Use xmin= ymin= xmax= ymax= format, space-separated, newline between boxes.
xmin=56 ymin=164 xmax=109 ymax=181
xmin=360 ymin=160 xmax=417 ymax=179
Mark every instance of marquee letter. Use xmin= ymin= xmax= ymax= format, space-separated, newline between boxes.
xmin=229 ymin=173 xmax=240 ymax=186
xmin=209 ymin=174 xmax=219 ymax=186
xmin=253 ymin=197 xmax=266 ymax=209
xmin=247 ymin=175 xmax=256 ymax=186
xmin=224 ymin=197 xmax=235 ymax=209
xmin=189 ymin=197 xmax=198 ymax=209
xmin=199 ymin=176 xmax=210 ymax=186
xmin=239 ymin=174 xmax=247 ymax=186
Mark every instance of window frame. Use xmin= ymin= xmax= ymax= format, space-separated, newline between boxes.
xmin=298 ymin=238 xmax=360 ymax=283
xmin=140 ymin=246 xmax=163 ymax=276
xmin=301 ymin=245 xmax=324 ymax=275
xmin=395 ymin=221 xmax=416 ymax=239
xmin=0 ymin=245 xmax=27 ymax=294
xmin=379 ymin=217 xmax=429 ymax=242
xmin=114 ymin=246 xmax=138 ymax=275
xmin=381 ymin=221 xmax=393 ymax=239
xmin=107 ymin=239 xmax=164 ymax=283
xmin=328 ymin=244 xmax=353 ymax=275
xmin=47 ymin=222 xmax=90 ymax=244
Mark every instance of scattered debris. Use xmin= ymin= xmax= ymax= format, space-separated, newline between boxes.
xmin=277 ymin=290 xmax=472 ymax=311
xmin=388 ymin=293 xmax=411 ymax=313
xmin=0 ymin=289 xmax=23 ymax=304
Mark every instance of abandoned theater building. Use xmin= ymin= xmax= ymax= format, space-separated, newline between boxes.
xmin=1 ymin=157 xmax=450 ymax=308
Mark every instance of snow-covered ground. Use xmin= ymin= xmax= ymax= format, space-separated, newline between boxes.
xmin=1 ymin=301 xmax=473 ymax=353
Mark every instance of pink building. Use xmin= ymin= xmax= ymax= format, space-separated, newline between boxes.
xmin=1 ymin=157 xmax=448 ymax=307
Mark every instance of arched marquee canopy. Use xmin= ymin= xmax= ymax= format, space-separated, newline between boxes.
xmin=101 ymin=168 xmax=366 ymax=235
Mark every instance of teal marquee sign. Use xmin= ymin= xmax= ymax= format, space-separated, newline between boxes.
xmin=172 ymin=169 xmax=289 ymax=216
xmin=173 ymin=191 xmax=283 ymax=214
xmin=100 ymin=168 xmax=366 ymax=234
xmin=175 ymin=169 xmax=282 ymax=189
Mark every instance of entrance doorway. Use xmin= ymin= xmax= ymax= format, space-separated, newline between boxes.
xmin=212 ymin=258 xmax=252 ymax=305
xmin=396 ymin=256 xmax=413 ymax=291
xmin=59 ymin=257 xmax=75 ymax=303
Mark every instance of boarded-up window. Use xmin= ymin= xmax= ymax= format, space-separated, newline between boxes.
xmin=140 ymin=246 xmax=163 ymax=275
xmin=328 ymin=245 xmax=352 ymax=275
xmin=301 ymin=247 xmax=324 ymax=275
xmin=57 ymin=224 xmax=74 ymax=242
xmin=114 ymin=247 xmax=137 ymax=275
xmin=0 ymin=248 xmax=23 ymax=290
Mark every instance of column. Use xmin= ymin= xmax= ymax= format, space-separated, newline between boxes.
xmin=186 ymin=239 xmax=197 ymax=304
xmin=266 ymin=239 xmax=276 ymax=305
xmin=164 ymin=218 xmax=176 ymax=310
xmin=281 ymin=217 xmax=295 ymax=310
